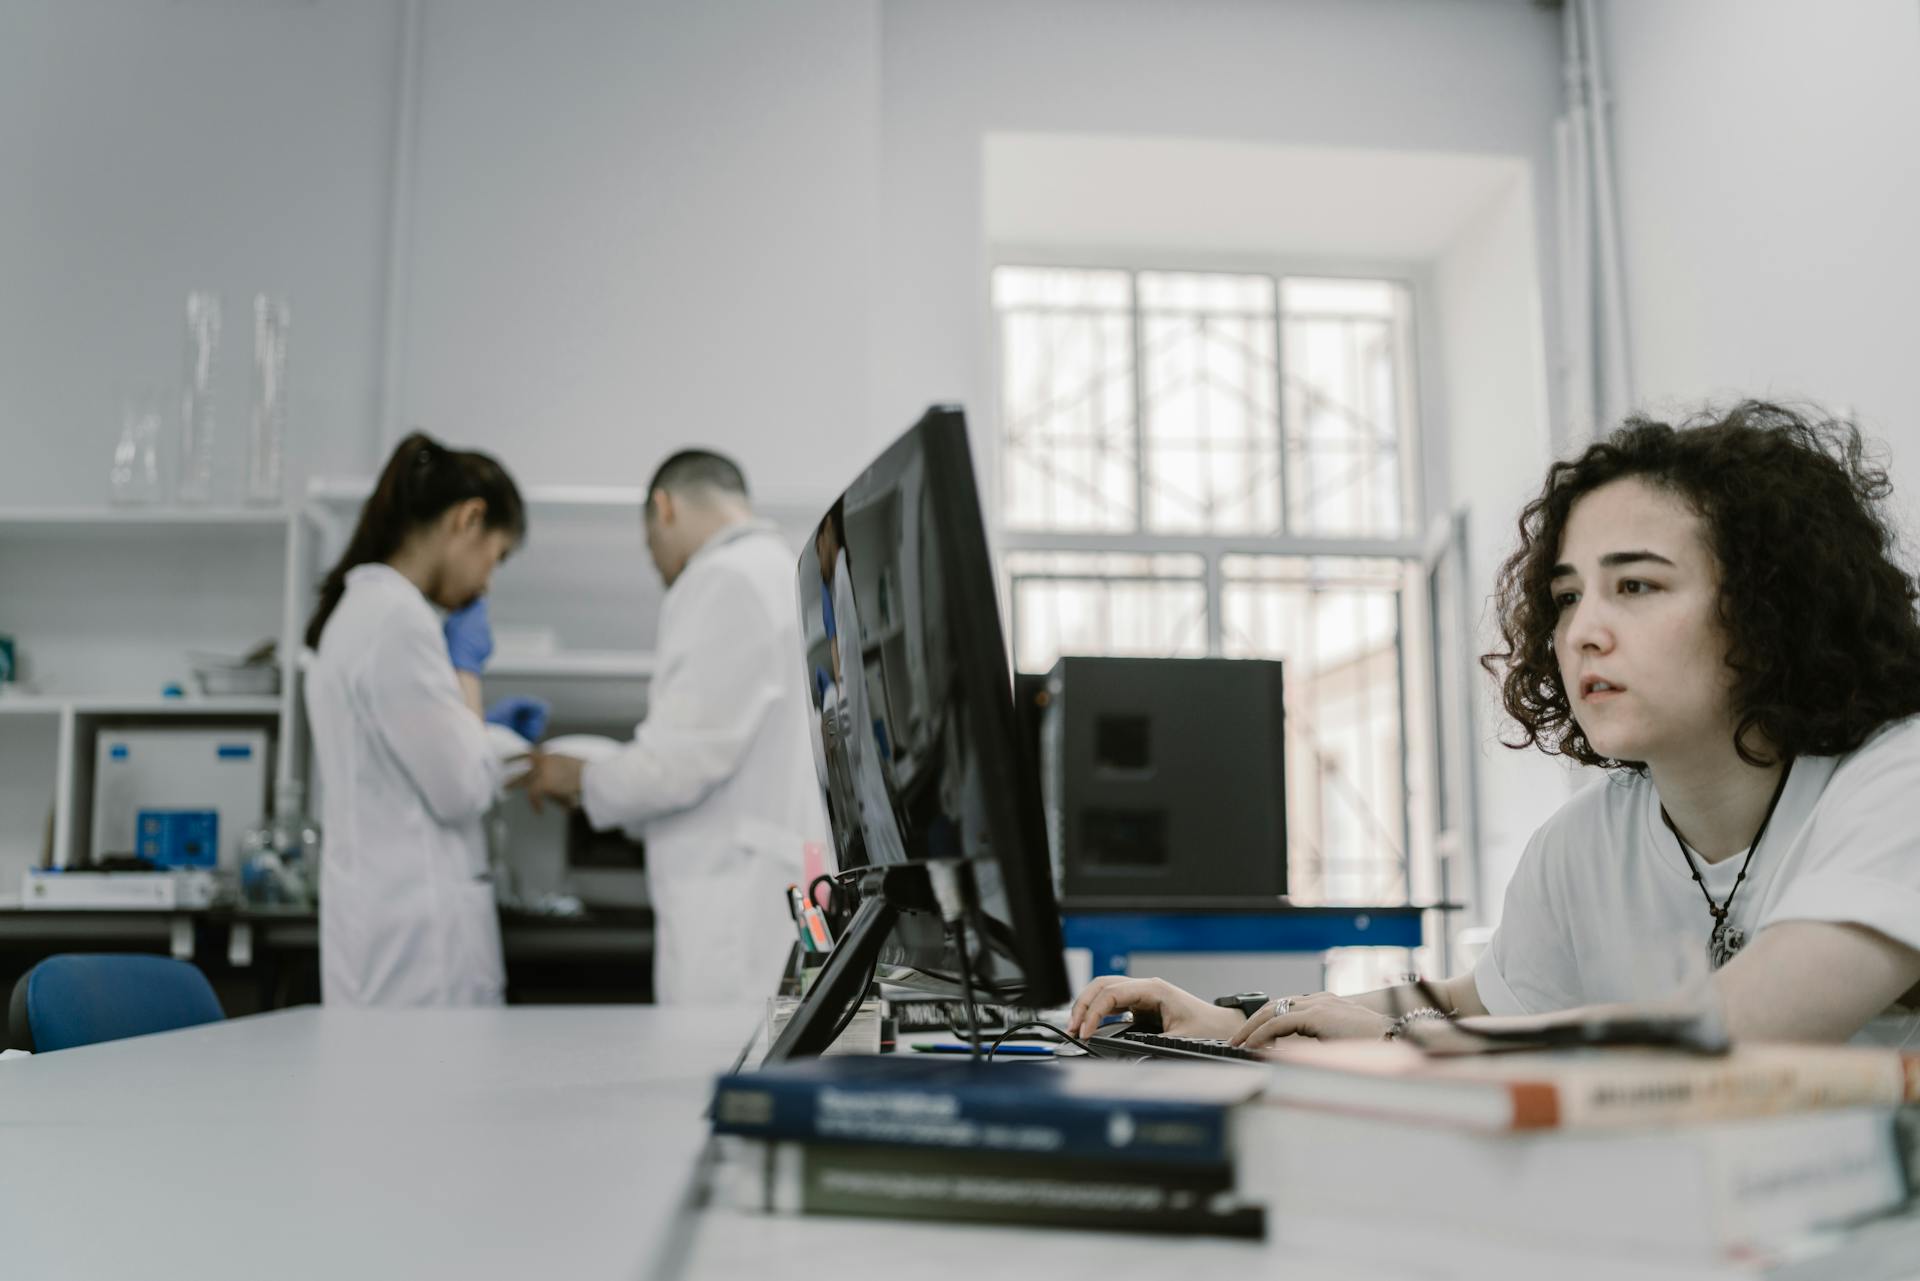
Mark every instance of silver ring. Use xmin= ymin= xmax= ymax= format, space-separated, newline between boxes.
xmin=1273 ymin=996 xmax=1292 ymax=1016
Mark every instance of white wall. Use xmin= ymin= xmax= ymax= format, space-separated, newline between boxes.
xmin=1433 ymin=174 xmax=1576 ymax=921
xmin=984 ymin=135 xmax=1534 ymax=262
xmin=399 ymin=0 xmax=880 ymax=502
xmin=0 ymin=0 xmax=402 ymax=506
xmin=0 ymin=0 xmax=880 ymax=509
xmin=1600 ymin=0 xmax=1920 ymax=530
xmin=875 ymin=0 xmax=1565 ymax=452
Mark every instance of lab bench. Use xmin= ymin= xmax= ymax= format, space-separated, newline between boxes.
xmin=0 ymin=904 xmax=654 ymax=1024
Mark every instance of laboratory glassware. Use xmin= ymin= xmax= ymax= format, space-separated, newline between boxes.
xmin=109 ymin=391 xmax=165 ymax=505
xmin=177 ymin=291 xmax=222 ymax=504
xmin=246 ymin=294 xmax=290 ymax=506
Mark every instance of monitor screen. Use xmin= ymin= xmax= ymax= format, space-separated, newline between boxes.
xmin=796 ymin=406 xmax=1068 ymax=1006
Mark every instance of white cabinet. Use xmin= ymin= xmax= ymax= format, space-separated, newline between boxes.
xmin=0 ymin=508 xmax=300 ymax=896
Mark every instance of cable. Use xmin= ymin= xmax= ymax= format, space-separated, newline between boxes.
xmin=948 ymin=915 xmax=985 ymax=1062
xmin=926 ymin=859 xmax=990 ymax=1062
xmin=819 ymin=954 xmax=878 ymax=1049
xmin=944 ymin=1018 xmax=1065 ymax=1048
xmin=988 ymin=1020 xmax=1095 ymax=1062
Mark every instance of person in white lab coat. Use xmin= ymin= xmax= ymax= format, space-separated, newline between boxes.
xmin=304 ymin=433 xmax=539 ymax=1007
xmin=515 ymin=450 xmax=826 ymax=1004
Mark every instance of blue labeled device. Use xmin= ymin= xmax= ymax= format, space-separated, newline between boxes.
xmin=136 ymin=809 xmax=219 ymax=869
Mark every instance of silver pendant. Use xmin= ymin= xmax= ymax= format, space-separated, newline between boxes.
xmin=1709 ymin=922 xmax=1747 ymax=970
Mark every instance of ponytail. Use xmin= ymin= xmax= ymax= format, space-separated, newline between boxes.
xmin=305 ymin=432 xmax=526 ymax=649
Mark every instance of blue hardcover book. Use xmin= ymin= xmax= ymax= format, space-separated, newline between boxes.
xmin=710 ymin=1056 xmax=1266 ymax=1166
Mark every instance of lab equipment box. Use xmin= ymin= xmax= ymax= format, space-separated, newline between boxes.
xmin=22 ymin=868 xmax=218 ymax=910
xmin=89 ymin=727 xmax=271 ymax=870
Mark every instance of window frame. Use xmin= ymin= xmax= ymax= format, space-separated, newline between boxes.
xmin=986 ymin=248 xmax=1453 ymax=910
xmin=986 ymin=246 xmax=1446 ymax=550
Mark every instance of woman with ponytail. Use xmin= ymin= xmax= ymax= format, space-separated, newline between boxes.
xmin=304 ymin=433 xmax=532 ymax=1006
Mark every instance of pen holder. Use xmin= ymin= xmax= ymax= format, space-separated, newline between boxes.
xmin=766 ymin=994 xmax=882 ymax=1056
xmin=779 ymin=945 xmax=827 ymax=998
xmin=796 ymin=951 xmax=827 ymax=995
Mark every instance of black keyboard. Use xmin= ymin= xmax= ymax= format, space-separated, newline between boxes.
xmin=1084 ymin=1028 xmax=1264 ymax=1063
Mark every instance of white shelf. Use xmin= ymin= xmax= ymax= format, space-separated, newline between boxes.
xmin=0 ymin=698 xmax=66 ymax=716
xmin=305 ymin=477 xmax=821 ymax=519
xmin=0 ymin=506 xmax=293 ymax=533
xmin=0 ymin=696 xmax=281 ymax=717
xmin=307 ymin=478 xmax=646 ymax=509
xmin=71 ymin=696 xmax=283 ymax=715
xmin=488 ymin=651 xmax=656 ymax=680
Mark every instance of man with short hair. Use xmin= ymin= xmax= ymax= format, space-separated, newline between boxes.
xmin=516 ymin=450 xmax=826 ymax=1004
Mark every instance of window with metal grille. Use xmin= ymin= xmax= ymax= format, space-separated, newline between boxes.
xmin=994 ymin=264 xmax=1428 ymax=908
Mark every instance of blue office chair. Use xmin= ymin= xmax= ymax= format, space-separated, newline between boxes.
xmin=7 ymin=953 xmax=225 ymax=1053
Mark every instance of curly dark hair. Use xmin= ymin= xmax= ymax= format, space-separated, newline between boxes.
xmin=1483 ymin=400 xmax=1920 ymax=770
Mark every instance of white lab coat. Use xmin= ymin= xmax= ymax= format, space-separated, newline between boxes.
xmin=581 ymin=521 xmax=827 ymax=1004
xmin=307 ymin=564 xmax=508 ymax=1007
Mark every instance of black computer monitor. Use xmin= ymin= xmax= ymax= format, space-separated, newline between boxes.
xmin=765 ymin=406 xmax=1069 ymax=1060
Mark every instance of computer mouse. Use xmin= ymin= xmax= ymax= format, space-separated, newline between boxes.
xmin=1100 ymin=1008 xmax=1162 ymax=1036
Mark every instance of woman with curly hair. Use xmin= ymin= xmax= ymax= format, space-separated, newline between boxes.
xmin=1068 ymin=401 xmax=1920 ymax=1049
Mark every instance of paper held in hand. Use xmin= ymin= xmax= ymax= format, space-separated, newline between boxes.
xmin=1258 ymin=1039 xmax=1920 ymax=1131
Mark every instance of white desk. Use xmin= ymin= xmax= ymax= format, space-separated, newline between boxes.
xmin=6 ymin=1009 xmax=1918 ymax=1281
xmin=0 ymin=1006 xmax=1286 ymax=1281
xmin=0 ymin=1006 xmax=733 ymax=1281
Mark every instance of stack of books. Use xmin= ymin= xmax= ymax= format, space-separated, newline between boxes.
xmin=1240 ymin=1039 xmax=1920 ymax=1278
xmin=705 ymin=1036 xmax=1920 ymax=1267
xmin=707 ymin=1055 xmax=1269 ymax=1235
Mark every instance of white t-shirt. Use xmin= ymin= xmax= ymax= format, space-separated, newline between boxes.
xmin=1474 ymin=715 xmax=1920 ymax=1047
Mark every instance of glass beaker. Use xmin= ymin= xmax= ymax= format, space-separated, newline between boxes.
xmin=246 ymin=294 xmax=290 ymax=506
xmin=241 ymin=781 xmax=324 ymax=907
xmin=177 ymin=291 xmax=222 ymax=505
xmin=109 ymin=391 xmax=165 ymax=505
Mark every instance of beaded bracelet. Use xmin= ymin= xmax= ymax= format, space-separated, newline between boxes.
xmin=1382 ymin=1007 xmax=1451 ymax=1041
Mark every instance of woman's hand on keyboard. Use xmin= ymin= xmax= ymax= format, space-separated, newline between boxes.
xmin=1066 ymin=976 xmax=1245 ymax=1042
xmin=1228 ymin=992 xmax=1394 ymax=1049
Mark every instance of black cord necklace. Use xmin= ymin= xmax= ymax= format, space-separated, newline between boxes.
xmin=1659 ymin=760 xmax=1794 ymax=970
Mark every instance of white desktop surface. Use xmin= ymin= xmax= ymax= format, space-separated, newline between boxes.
xmin=8 ymin=1007 xmax=1914 ymax=1281
xmin=0 ymin=1005 xmax=1381 ymax=1281
xmin=0 ymin=1005 xmax=741 ymax=1281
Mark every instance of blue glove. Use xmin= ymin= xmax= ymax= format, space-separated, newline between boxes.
xmin=485 ymin=695 xmax=550 ymax=743
xmin=443 ymin=597 xmax=494 ymax=674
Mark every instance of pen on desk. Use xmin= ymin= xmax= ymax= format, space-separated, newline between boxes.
xmin=910 ymin=1041 xmax=1053 ymax=1056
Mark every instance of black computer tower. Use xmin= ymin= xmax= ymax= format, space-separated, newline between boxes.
xmin=1038 ymin=656 xmax=1287 ymax=907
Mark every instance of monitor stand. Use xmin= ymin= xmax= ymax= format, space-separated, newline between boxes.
xmin=763 ymin=863 xmax=939 ymax=1064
